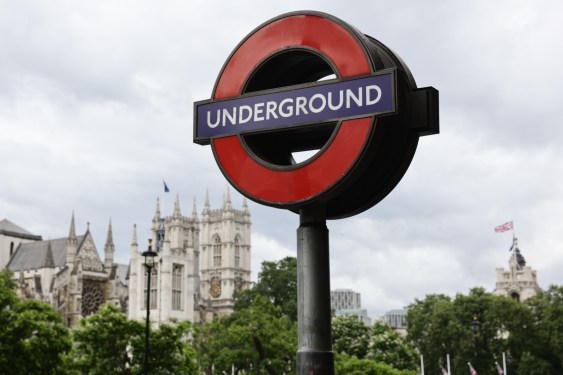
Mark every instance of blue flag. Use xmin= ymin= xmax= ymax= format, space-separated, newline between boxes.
xmin=163 ymin=181 xmax=170 ymax=193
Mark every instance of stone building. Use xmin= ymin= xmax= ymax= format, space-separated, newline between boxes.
xmin=4 ymin=215 xmax=128 ymax=327
xmin=494 ymin=237 xmax=540 ymax=301
xmin=0 ymin=219 xmax=42 ymax=269
xmin=128 ymin=190 xmax=252 ymax=324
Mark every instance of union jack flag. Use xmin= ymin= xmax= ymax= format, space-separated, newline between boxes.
xmin=495 ymin=221 xmax=513 ymax=233
xmin=468 ymin=362 xmax=478 ymax=375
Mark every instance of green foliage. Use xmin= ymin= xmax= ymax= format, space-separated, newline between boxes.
xmin=68 ymin=304 xmax=197 ymax=375
xmin=406 ymin=287 xmax=563 ymax=375
xmin=335 ymin=353 xmax=417 ymax=375
xmin=332 ymin=315 xmax=418 ymax=372
xmin=69 ymin=303 xmax=144 ymax=374
xmin=195 ymin=295 xmax=296 ymax=374
xmin=332 ymin=315 xmax=371 ymax=358
xmin=235 ymin=256 xmax=297 ymax=321
xmin=0 ymin=269 xmax=71 ymax=375
xmin=368 ymin=322 xmax=419 ymax=371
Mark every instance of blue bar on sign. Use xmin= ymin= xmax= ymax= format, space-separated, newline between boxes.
xmin=194 ymin=69 xmax=396 ymax=144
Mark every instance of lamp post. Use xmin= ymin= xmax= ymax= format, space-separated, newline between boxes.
xmin=142 ymin=239 xmax=158 ymax=375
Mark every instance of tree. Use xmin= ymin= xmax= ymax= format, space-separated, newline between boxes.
xmin=235 ymin=256 xmax=297 ymax=321
xmin=332 ymin=315 xmax=371 ymax=359
xmin=195 ymin=295 xmax=297 ymax=374
xmin=368 ymin=322 xmax=419 ymax=371
xmin=407 ymin=288 xmax=534 ymax=375
xmin=69 ymin=303 xmax=144 ymax=374
xmin=0 ymin=269 xmax=72 ymax=375
xmin=335 ymin=353 xmax=417 ymax=375
xmin=68 ymin=303 xmax=197 ymax=375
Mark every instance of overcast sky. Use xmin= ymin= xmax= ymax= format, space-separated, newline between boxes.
xmin=2 ymin=0 xmax=562 ymax=318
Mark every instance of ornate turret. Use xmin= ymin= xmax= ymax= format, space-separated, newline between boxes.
xmin=494 ymin=237 xmax=540 ymax=302
xmin=104 ymin=219 xmax=115 ymax=273
xmin=66 ymin=213 xmax=78 ymax=267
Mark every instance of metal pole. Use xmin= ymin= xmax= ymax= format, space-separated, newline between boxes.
xmin=420 ymin=354 xmax=424 ymax=375
xmin=503 ymin=352 xmax=507 ymax=375
xmin=144 ymin=266 xmax=151 ymax=375
xmin=296 ymin=207 xmax=334 ymax=374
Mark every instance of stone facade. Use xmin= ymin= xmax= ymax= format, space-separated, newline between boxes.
xmin=4 ymin=215 xmax=127 ymax=327
xmin=494 ymin=238 xmax=540 ymax=301
xmin=128 ymin=190 xmax=252 ymax=324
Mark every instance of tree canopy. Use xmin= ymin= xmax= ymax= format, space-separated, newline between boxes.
xmin=407 ymin=286 xmax=563 ymax=375
xmin=0 ymin=269 xmax=72 ymax=375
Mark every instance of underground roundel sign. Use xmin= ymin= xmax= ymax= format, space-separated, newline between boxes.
xmin=193 ymin=11 xmax=439 ymax=219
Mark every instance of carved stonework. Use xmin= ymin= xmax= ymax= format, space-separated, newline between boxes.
xmin=235 ymin=276 xmax=243 ymax=293
xmin=82 ymin=280 xmax=104 ymax=316
xmin=79 ymin=239 xmax=104 ymax=272
xmin=210 ymin=276 xmax=221 ymax=298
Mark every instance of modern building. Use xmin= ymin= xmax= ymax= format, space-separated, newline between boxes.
xmin=331 ymin=288 xmax=362 ymax=311
xmin=331 ymin=288 xmax=371 ymax=325
xmin=494 ymin=237 xmax=540 ymax=301
xmin=384 ymin=309 xmax=408 ymax=335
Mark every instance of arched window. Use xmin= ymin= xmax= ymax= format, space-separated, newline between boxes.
xmin=213 ymin=235 xmax=222 ymax=267
xmin=510 ymin=292 xmax=520 ymax=302
xmin=234 ymin=236 xmax=241 ymax=268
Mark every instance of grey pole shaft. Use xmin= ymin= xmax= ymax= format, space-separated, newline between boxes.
xmin=296 ymin=208 xmax=334 ymax=374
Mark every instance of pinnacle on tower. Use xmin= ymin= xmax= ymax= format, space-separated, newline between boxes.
xmin=104 ymin=219 xmax=115 ymax=251
xmin=203 ymin=189 xmax=210 ymax=214
xmin=153 ymin=198 xmax=161 ymax=222
xmin=173 ymin=194 xmax=182 ymax=218
xmin=68 ymin=211 xmax=77 ymax=246
xmin=192 ymin=198 xmax=198 ymax=219
xmin=223 ymin=186 xmax=233 ymax=211
xmin=104 ymin=219 xmax=115 ymax=272
xmin=131 ymin=223 xmax=138 ymax=246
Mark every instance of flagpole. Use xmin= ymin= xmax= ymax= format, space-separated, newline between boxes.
xmin=503 ymin=352 xmax=507 ymax=375
xmin=446 ymin=353 xmax=451 ymax=375
xmin=420 ymin=354 xmax=424 ymax=375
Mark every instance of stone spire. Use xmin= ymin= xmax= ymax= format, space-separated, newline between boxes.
xmin=173 ymin=194 xmax=182 ymax=219
xmin=153 ymin=198 xmax=161 ymax=223
xmin=66 ymin=212 xmax=77 ymax=267
xmin=44 ymin=240 xmax=55 ymax=269
xmin=104 ymin=219 xmax=115 ymax=273
xmin=224 ymin=186 xmax=232 ymax=211
xmin=204 ymin=189 xmax=210 ymax=212
xmin=130 ymin=224 xmax=139 ymax=258
xmin=192 ymin=198 xmax=198 ymax=220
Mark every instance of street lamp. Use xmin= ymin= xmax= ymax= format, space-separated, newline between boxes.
xmin=470 ymin=314 xmax=481 ymax=335
xmin=142 ymin=239 xmax=158 ymax=375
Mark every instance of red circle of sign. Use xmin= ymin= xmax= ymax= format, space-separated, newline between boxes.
xmin=212 ymin=13 xmax=374 ymax=204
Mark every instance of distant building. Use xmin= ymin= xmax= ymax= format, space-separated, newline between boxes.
xmin=4 ymin=215 xmax=127 ymax=327
xmin=331 ymin=288 xmax=371 ymax=325
xmin=331 ymin=288 xmax=361 ymax=310
xmin=494 ymin=237 xmax=540 ymax=301
xmin=384 ymin=309 xmax=408 ymax=335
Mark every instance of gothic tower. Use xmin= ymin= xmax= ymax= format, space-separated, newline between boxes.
xmin=200 ymin=188 xmax=252 ymax=319
xmin=128 ymin=196 xmax=201 ymax=324
xmin=494 ymin=237 xmax=540 ymax=301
